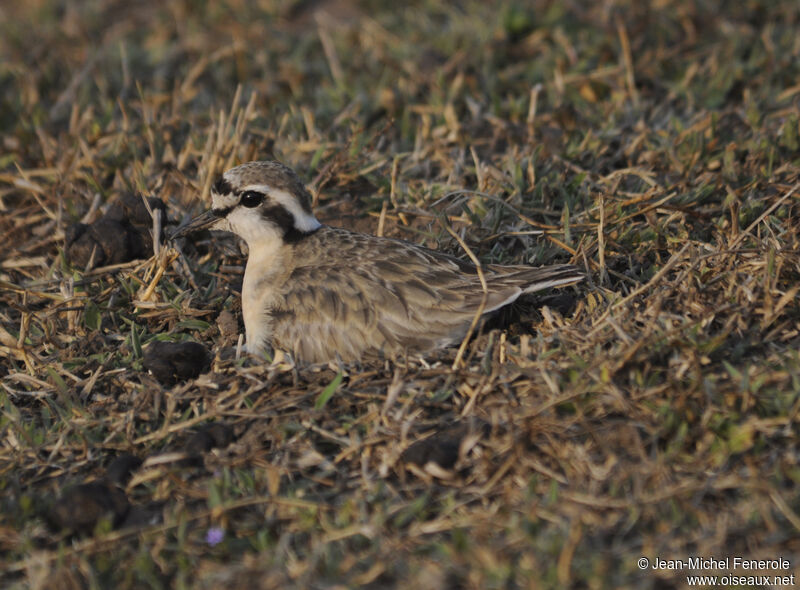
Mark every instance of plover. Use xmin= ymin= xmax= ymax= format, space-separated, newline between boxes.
xmin=173 ymin=160 xmax=583 ymax=363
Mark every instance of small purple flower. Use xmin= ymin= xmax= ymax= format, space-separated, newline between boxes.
xmin=206 ymin=526 xmax=225 ymax=546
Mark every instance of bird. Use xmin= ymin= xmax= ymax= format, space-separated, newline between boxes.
xmin=172 ymin=160 xmax=583 ymax=364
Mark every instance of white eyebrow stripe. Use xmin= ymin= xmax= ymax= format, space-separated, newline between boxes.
xmin=210 ymin=191 xmax=239 ymax=209
xmin=242 ymin=184 xmax=321 ymax=232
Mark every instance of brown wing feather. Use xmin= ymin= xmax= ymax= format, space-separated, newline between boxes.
xmin=270 ymin=227 xmax=582 ymax=362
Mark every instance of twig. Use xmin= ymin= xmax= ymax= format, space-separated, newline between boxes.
xmin=443 ymin=224 xmax=488 ymax=371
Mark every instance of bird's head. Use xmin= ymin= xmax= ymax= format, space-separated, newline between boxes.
xmin=173 ymin=160 xmax=321 ymax=246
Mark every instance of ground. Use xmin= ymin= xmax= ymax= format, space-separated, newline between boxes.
xmin=1 ymin=1 xmax=799 ymax=588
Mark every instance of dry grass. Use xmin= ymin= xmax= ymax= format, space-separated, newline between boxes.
xmin=1 ymin=1 xmax=800 ymax=588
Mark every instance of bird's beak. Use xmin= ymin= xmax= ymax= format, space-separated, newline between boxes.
xmin=170 ymin=209 xmax=221 ymax=240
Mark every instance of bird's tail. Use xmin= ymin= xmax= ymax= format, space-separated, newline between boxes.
xmin=480 ymin=264 xmax=583 ymax=313
xmin=516 ymin=264 xmax=585 ymax=294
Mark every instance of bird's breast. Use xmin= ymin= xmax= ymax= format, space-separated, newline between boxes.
xmin=241 ymin=245 xmax=290 ymax=354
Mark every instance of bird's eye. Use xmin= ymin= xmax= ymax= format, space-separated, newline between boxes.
xmin=240 ymin=191 xmax=264 ymax=208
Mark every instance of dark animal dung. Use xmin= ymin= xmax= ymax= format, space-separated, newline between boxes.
xmin=143 ymin=341 xmax=211 ymax=385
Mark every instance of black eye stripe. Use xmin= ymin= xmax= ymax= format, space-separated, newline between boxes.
xmin=259 ymin=203 xmax=318 ymax=243
xmin=212 ymin=205 xmax=234 ymax=218
xmin=260 ymin=204 xmax=293 ymax=230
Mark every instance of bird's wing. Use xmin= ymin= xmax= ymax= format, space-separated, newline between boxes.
xmin=271 ymin=230 xmax=504 ymax=361
xmin=273 ymin=228 xmax=581 ymax=362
